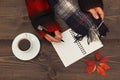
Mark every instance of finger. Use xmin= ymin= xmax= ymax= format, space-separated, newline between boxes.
xmin=44 ymin=35 xmax=52 ymax=42
xmin=54 ymin=30 xmax=62 ymax=39
xmin=95 ymin=7 xmax=104 ymax=20
xmin=88 ymin=9 xmax=99 ymax=19
xmin=45 ymin=34 xmax=61 ymax=42
xmin=44 ymin=34 xmax=61 ymax=43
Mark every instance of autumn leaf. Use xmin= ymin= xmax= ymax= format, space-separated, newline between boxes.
xmin=85 ymin=65 xmax=96 ymax=74
xmin=97 ymin=66 xmax=106 ymax=76
xmin=100 ymin=57 xmax=109 ymax=63
xmin=95 ymin=52 xmax=101 ymax=60
xmin=84 ymin=52 xmax=110 ymax=76
xmin=99 ymin=63 xmax=110 ymax=70
xmin=85 ymin=60 xmax=96 ymax=66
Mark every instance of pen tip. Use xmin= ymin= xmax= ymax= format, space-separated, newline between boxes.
xmin=61 ymin=40 xmax=64 ymax=42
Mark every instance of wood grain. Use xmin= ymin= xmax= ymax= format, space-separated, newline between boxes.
xmin=0 ymin=0 xmax=120 ymax=80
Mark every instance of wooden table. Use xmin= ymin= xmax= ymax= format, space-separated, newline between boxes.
xmin=0 ymin=0 xmax=120 ymax=80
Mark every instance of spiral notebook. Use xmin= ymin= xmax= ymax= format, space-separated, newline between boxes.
xmin=51 ymin=29 xmax=103 ymax=67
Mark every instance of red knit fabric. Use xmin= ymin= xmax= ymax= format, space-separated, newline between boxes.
xmin=25 ymin=0 xmax=61 ymax=38
xmin=37 ymin=30 xmax=46 ymax=39
xmin=26 ymin=0 xmax=51 ymax=15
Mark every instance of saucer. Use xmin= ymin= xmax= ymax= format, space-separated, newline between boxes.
xmin=12 ymin=33 xmax=40 ymax=61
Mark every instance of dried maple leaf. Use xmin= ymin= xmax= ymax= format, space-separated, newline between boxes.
xmin=85 ymin=60 xmax=96 ymax=66
xmin=97 ymin=66 xmax=106 ymax=76
xmin=85 ymin=64 xmax=96 ymax=74
xmin=85 ymin=52 xmax=110 ymax=76
xmin=95 ymin=52 xmax=101 ymax=60
xmin=100 ymin=57 xmax=109 ymax=63
xmin=99 ymin=63 xmax=110 ymax=70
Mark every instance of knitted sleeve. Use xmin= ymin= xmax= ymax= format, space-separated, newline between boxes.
xmin=25 ymin=0 xmax=61 ymax=38
xmin=78 ymin=0 xmax=103 ymax=11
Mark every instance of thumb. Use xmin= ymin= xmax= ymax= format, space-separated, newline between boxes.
xmin=88 ymin=9 xmax=99 ymax=19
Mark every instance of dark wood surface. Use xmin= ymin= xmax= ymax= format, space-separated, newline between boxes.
xmin=0 ymin=0 xmax=120 ymax=80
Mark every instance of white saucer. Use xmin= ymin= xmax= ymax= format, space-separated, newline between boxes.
xmin=12 ymin=33 xmax=40 ymax=61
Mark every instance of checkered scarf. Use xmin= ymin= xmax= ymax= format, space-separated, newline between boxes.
xmin=49 ymin=0 xmax=103 ymax=43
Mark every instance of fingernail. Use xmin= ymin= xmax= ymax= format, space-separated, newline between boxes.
xmin=95 ymin=15 xmax=99 ymax=19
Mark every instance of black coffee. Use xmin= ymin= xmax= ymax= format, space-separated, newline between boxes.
xmin=18 ymin=39 xmax=31 ymax=51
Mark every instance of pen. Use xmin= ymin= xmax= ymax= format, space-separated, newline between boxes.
xmin=37 ymin=25 xmax=64 ymax=42
xmin=97 ymin=20 xmax=104 ymax=30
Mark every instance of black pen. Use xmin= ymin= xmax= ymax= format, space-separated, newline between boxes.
xmin=37 ymin=25 xmax=64 ymax=42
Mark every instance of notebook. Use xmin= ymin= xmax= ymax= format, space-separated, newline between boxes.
xmin=51 ymin=29 xmax=103 ymax=67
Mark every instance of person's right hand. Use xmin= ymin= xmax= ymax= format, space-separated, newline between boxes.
xmin=88 ymin=7 xmax=104 ymax=20
xmin=44 ymin=30 xmax=62 ymax=43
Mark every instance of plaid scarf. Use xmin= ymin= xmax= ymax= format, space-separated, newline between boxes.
xmin=48 ymin=0 xmax=108 ymax=43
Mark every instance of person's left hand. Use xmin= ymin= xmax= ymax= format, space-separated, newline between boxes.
xmin=88 ymin=7 xmax=104 ymax=20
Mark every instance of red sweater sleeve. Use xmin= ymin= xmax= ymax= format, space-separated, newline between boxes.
xmin=25 ymin=0 xmax=61 ymax=38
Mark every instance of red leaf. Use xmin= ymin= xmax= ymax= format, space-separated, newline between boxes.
xmin=99 ymin=63 xmax=110 ymax=70
xmin=97 ymin=66 xmax=106 ymax=76
xmin=95 ymin=52 xmax=101 ymax=60
xmin=100 ymin=57 xmax=109 ymax=63
xmin=85 ymin=65 xmax=96 ymax=74
xmin=85 ymin=60 xmax=96 ymax=66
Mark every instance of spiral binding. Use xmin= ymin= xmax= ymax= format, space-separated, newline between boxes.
xmin=69 ymin=30 xmax=86 ymax=55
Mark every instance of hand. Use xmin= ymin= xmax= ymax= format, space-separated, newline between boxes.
xmin=44 ymin=30 xmax=62 ymax=43
xmin=88 ymin=7 xmax=104 ymax=20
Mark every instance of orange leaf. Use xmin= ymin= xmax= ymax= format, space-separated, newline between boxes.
xmin=99 ymin=63 xmax=110 ymax=70
xmin=95 ymin=52 xmax=101 ymax=60
xmin=85 ymin=60 xmax=96 ymax=66
xmin=100 ymin=57 xmax=109 ymax=63
xmin=85 ymin=65 xmax=96 ymax=74
xmin=97 ymin=66 xmax=106 ymax=76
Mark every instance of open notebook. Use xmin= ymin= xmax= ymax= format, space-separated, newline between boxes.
xmin=51 ymin=29 xmax=103 ymax=67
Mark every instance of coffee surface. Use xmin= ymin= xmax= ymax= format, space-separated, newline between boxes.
xmin=18 ymin=39 xmax=31 ymax=51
